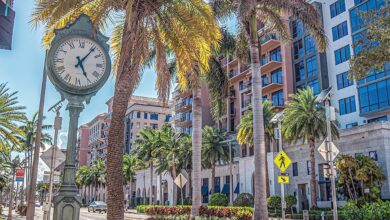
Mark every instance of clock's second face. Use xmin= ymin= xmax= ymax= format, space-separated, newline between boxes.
xmin=52 ymin=37 xmax=107 ymax=88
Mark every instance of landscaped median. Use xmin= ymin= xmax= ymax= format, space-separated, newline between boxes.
xmin=136 ymin=205 xmax=253 ymax=220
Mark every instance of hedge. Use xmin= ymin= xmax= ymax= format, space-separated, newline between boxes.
xmin=137 ymin=205 xmax=253 ymax=220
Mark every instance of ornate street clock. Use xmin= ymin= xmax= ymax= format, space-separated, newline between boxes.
xmin=46 ymin=14 xmax=111 ymax=220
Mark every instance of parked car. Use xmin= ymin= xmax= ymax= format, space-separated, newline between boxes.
xmin=87 ymin=201 xmax=107 ymax=213
xmin=35 ymin=201 xmax=41 ymax=207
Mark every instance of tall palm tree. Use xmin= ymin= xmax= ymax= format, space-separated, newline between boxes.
xmin=31 ymin=2 xmax=220 ymax=218
xmin=123 ymin=153 xmax=144 ymax=208
xmin=134 ymin=127 xmax=160 ymax=205
xmin=282 ymin=88 xmax=339 ymax=209
xmin=211 ymin=1 xmax=326 ymax=218
xmin=76 ymin=165 xmax=92 ymax=204
xmin=176 ymin=133 xmax=192 ymax=199
xmin=89 ymin=159 xmax=106 ymax=202
xmin=201 ymin=126 xmax=229 ymax=194
xmin=0 ymin=83 xmax=25 ymax=154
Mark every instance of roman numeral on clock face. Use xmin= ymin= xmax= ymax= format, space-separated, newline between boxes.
xmin=57 ymin=66 xmax=65 ymax=74
xmin=79 ymin=40 xmax=85 ymax=48
xmin=75 ymin=78 xmax=81 ymax=86
xmin=92 ymin=71 xmax=100 ymax=78
xmin=54 ymin=58 xmax=64 ymax=63
xmin=64 ymin=73 xmax=71 ymax=82
xmin=96 ymin=63 xmax=103 ymax=68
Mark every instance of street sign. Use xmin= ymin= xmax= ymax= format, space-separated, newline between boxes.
xmin=274 ymin=150 xmax=291 ymax=172
xmin=40 ymin=146 xmax=66 ymax=169
xmin=174 ymin=173 xmax=188 ymax=189
xmin=15 ymin=168 xmax=24 ymax=182
xmin=318 ymin=140 xmax=339 ymax=162
xmin=278 ymin=175 xmax=289 ymax=184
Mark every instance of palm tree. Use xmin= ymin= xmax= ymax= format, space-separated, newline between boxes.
xmin=0 ymin=83 xmax=25 ymax=154
xmin=201 ymin=126 xmax=229 ymax=194
xmin=176 ymin=133 xmax=192 ymax=199
xmin=211 ymin=1 xmax=326 ymax=218
xmin=134 ymin=127 xmax=160 ymax=205
xmin=282 ymin=88 xmax=339 ymax=209
xmin=76 ymin=165 xmax=92 ymax=204
xmin=31 ymin=2 xmax=220 ymax=218
xmin=89 ymin=159 xmax=106 ymax=202
xmin=123 ymin=153 xmax=144 ymax=208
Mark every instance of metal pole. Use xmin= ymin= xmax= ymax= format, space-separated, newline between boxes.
xmin=229 ymin=141 xmax=233 ymax=206
xmin=180 ymin=176 xmax=184 ymax=206
xmin=279 ymin=121 xmax=285 ymax=220
xmin=325 ymin=99 xmax=338 ymax=220
xmin=26 ymin=52 xmax=48 ymax=220
xmin=43 ymin=105 xmax=62 ymax=220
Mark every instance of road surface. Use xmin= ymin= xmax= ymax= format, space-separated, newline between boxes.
xmin=2 ymin=207 xmax=149 ymax=220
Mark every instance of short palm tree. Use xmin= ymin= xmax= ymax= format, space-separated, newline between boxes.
xmin=76 ymin=165 xmax=92 ymax=204
xmin=123 ymin=153 xmax=144 ymax=208
xmin=282 ymin=88 xmax=339 ymax=209
xmin=134 ymin=127 xmax=160 ymax=205
xmin=0 ymin=83 xmax=25 ymax=154
xmin=201 ymin=126 xmax=229 ymax=194
xmin=89 ymin=159 xmax=106 ymax=202
xmin=32 ymin=1 xmax=220 ymax=218
xmin=211 ymin=0 xmax=326 ymax=218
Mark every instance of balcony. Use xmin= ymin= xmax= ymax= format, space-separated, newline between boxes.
xmin=242 ymin=82 xmax=252 ymax=95
xmin=175 ymin=117 xmax=192 ymax=127
xmin=260 ymin=34 xmax=280 ymax=52
xmin=228 ymin=68 xmax=239 ymax=78
xmin=173 ymin=89 xmax=191 ymax=100
xmin=175 ymin=102 xmax=192 ymax=112
xmin=229 ymin=89 xmax=236 ymax=99
xmin=221 ymin=56 xmax=239 ymax=67
xmin=261 ymin=60 xmax=282 ymax=73
xmin=263 ymin=82 xmax=283 ymax=94
xmin=242 ymin=99 xmax=252 ymax=109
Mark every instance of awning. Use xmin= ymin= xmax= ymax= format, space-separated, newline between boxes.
xmin=234 ymin=183 xmax=239 ymax=194
xmin=201 ymin=186 xmax=209 ymax=196
xmin=221 ymin=184 xmax=230 ymax=194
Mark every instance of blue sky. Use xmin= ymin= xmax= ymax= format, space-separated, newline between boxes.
xmin=0 ymin=0 xmax=158 ymax=148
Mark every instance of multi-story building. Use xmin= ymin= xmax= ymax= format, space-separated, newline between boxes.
xmin=0 ymin=0 xmax=15 ymax=50
xmin=76 ymin=125 xmax=90 ymax=168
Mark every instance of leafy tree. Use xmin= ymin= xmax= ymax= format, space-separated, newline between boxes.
xmin=123 ymin=152 xmax=144 ymax=208
xmin=210 ymin=0 xmax=326 ymax=217
xmin=282 ymin=88 xmax=339 ymax=209
xmin=285 ymin=195 xmax=297 ymax=214
xmin=233 ymin=193 xmax=254 ymax=207
xmin=349 ymin=5 xmax=390 ymax=80
xmin=209 ymin=193 xmax=229 ymax=206
xmin=32 ymin=1 xmax=221 ymax=218
xmin=267 ymin=195 xmax=281 ymax=213
xmin=201 ymin=126 xmax=229 ymax=194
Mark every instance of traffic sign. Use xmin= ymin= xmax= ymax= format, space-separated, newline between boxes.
xmin=274 ymin=150 xmax=291 ymax=172
xmin=318 ymin=140 xmax=339 ymax=162
xmin=278 ymin=175 xmax=289 ymax=184
xmin=40 ymin=146 xmax=66 ymax=169
xmin=15 ymin=168 xmax=24 ymax=182
xmin=174 ymin=173 xmax=188 ymax=189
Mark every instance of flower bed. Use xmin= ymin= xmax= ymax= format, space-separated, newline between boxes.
xmin=137 ymin=205 xmax=253 ymax=220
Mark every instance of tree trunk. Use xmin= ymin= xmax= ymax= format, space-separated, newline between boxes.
xmin=348 ymin=168 xmax=357 ymax=199
xmin=188 ymin=168 xmax=192 ymax=199
xmin=309 ymin=138 xmax=318 ymax=209
xmin=8 ymin=171 xmax=15 ymax=220
xmin=171 ymin=168 xmax=177 ymax=206
xmin=249 ymin=14 xmax=269 ymax=220
xmin=106 ymin=3 xmax=143 ymax=219
xmin=191 ymin=86 xmax=202 ymax=217
xmin=149 ymin=162 xmax=154 ymax=205
xmin=211 ymin=164 xmax=216 ymax=194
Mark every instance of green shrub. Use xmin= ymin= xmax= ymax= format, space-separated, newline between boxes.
xmin=267 ymin=195 xmax=281 ymax=212
xmin=285 ymin=195 xmax=297 ymax=213
xmin=136 ymin=205 xmax=147 ymax=213
xmin=233 ymin=193 xmax=254 ymax=207
xmin=209 ymin=193 xmax=229 ymax=206
xmin=177 ymin=197 xmax=192 ymax=205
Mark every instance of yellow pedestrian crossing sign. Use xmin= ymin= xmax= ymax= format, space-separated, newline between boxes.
xmin=278 ymin=175 xmax=289 ymax=184
xmin=274 ymin=150 xmax=291 ymax=172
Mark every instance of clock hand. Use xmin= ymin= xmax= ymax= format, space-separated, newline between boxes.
xmin=76 ymin=56 xmax=89 ymax=79
xmin=75 ymin=47 xmax=95 ymax=68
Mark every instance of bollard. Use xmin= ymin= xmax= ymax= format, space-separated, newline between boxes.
xmin=303 ymin=210 xmax=309 ymax=220
xmin=321 ymin=211 xmax=325 ymax=220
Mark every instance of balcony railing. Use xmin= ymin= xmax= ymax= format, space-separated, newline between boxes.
xmin=260 ymin=33 xmax=279 ymax=45
xmin=229 ymin=69 xmax=239 ymax=78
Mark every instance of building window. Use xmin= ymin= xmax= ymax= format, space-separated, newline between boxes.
xmin=262 ymin=75 xmax=268 ymax=86
xmin=189 ymin=96 xmax=193 ymax=104
xmin=330 ymin=0 xmax=346 ymax=18
xmin=263 ymin=95 xmax=268 ymax=102
xmin=294 ymin=40 xmax=304 ymax=59
xmin=359 ymin=79 xmax=390 ymax=113
xmin=293 ymin=162 xmax=298 ymax=176
xmin=261 ymin=54 xmax=267 ymax=65
xmin=202 ymin=178 xmax=209 ymax=203
xmin=239 ymin=81 xmax=244 ymax=90
xmin=339 ymin=96 xmax=356 ymax=115
xmin=369 ymin=151 xmax=378 ymax=161
xmin=308 ymin=80 xmax=319 ymax=95
xmin=337 ymin=72 xmax=354 ymax=89
xmin=271 ymin=68 xmax=283 ymax=84
xmin=272 ymin=90 xmax=284 ymax=106
xmin=230 ymin=119 xmax=235 ymax=132
xmin=295 ymin=61 xmax=305 ymax=82
xmin=151 ymin=123 xmax=158 ymax=129
xmin=367 ymin=116 xmax=388 ymax=123
xmin=136 ymin=122 xmax=140 ymax=128
xmin=215 ymin=177 xmax=221 ymax=191
xmin=151 ymin=113 xmax=158 ymax=120
xmin=307 ymin=160 xmax=311 ymax=175
xmin=189 ymin=126 xmax=193 ymax=135
xmin=270 ymin=47 xmax=282 ymax=62
xmin=332 ymin=21 xmax=348 ymax=41
xmin=292 ymin=20 xmax=303 ymax=38
xmin=304 ymin=36 xmax=316 ymax=54
xmin=137 ymin=112 xmax=141 ymax=118
xmin=165 ymin=115 xmax=172 ymax=122
xmin=306 ymin=56 xmax=317 ymax=78
xmin=334 ymin=45 xmax=351 ymax=65
xmin=144 ymin=113 xmax=148 ymax=119
xmin=346 ymin=122 xmax=358 ymax=128
xmin=350 ymin=0 xmax=384 ymax=33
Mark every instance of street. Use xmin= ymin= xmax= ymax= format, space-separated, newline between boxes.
xmin=2 ymin=207 xmax=149 ymax=220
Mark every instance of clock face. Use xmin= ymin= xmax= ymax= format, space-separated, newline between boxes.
xmin=52 ymin=37 xmax=107 ymax=88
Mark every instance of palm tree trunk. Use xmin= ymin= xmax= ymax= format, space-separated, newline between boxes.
xmin=211 ymin=164 xmax=216 ymax=194
xmin=348 ymin=168 xmax=357 ymax=199
xmin=171 ymin=168 xmax=177 ymax=206
xmin=149 ymin=162 xmax=154 ymax=205
xmin=248 ymin=14 xmax=269 ymax=220
xmin=309 ymin=138 xmax=318 ymax=209
xmin=191 ymin=86 xmax=202 ymax=217
xmin=106 ymin=4 xmax=143 ymax=219
xmin=188 ymin=168 xmax=192 ymax=199
xmin=7 ymin=171 xmax=15 ymax=220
